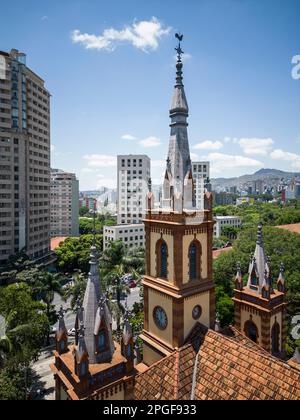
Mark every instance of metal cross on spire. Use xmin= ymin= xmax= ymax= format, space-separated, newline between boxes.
xmin=175 ymin=32 xmax=184 ymax=62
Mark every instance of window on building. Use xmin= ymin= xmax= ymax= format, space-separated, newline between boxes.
xmin=271 ymin=321 xmax=280 ymax=354
xmin=244 ymin=319 xmax=258 ymax=343
xmin=188 ymin=240 xmax=202 ymax=281
xmin=156 ymin=239 xmax=168 ymax=279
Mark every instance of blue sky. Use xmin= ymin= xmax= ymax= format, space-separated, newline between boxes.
xmin=1 ymin=0 xmax=300 ymax=189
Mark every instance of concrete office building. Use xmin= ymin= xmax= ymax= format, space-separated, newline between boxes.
xmin=50 ymin=169 xmax=79 ymax=237
xmin=192 ymin=161 xmax=210 ymax=209
xmin=0 ymin=49 xmax=51 ymax=264
xmin=103 ymin=155 xmax=150 ymax=250
xmin=214 ymin=216 xmax=242 ymax=238
xmin=117 ymin=155 xmax=150 ymax=225
xmin=103 ymin=224 xmax=145 ymax=250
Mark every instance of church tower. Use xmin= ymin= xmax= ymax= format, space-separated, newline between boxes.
xmin=141 ymin=35 xmax=215 ymax=366
xmin=52 ymin=232 xmax=136 ymax=400
xmin=233 ymin=224 xmax=287 ymax=356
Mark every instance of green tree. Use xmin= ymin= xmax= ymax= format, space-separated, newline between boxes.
xmin=63 ymin=272 xmax=87 ymax=311
xmin=79 ymin=206 xmax=90 ymax=217
xmin=55 ymin=234 xmax=103 ymax=273
xmin=0 ymin=284 xmax=49 ymax=362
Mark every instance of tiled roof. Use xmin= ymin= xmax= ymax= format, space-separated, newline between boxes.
xmin=135 ymin=324 xmax=300 ymax=400
xmin=276 ymin=224 xmax=300 ymax=234
xmin=50 ymin=236 xmax=68 ymax=250
xmin=212 ymin=247 xmax=233 ymax=259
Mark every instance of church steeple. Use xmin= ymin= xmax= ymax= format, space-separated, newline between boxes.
xmin=233 ymin=223 xmax=287 ymax=356
xmin=162 ymin=33 xmax=194 ymax=211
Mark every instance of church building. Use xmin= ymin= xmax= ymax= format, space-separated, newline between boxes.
xmin=52 ymin=34 xmax=300 ymax=401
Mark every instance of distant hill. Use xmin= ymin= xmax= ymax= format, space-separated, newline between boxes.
xmin=211 ymin=169 xmax=300 ymax=189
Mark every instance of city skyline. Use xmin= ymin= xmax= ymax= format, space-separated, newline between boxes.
xmin=1 ymin=0 xmax=299 ymax=190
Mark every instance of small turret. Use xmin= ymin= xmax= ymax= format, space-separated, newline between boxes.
xmin=121 ymin=305 xmax=134 ymax=372
xmin=277 ymin=263 xmax=286 ymax=293
xmin=56 ymin=306 xmax=68 ymax=355
xmin=235 ymin=262 xmax=243 ymax=291
xmin=73 ymin=321 xmax=89 ymax=379
xmin=94 ymin=295 xmax=115 ymax=363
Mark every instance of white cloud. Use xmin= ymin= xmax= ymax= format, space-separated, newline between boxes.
xmin=139 ymin=136 xmax=162 ymax=148
xmin=80 ymin=167 xmax=94 ymax=174
xmin=83 ymin=154 xmax=117 ymax=168
xmin=205 ymin=153 xmax=264 ymax=175
xmin=190 ymin=152 xmax=199 ymax=160
xmin=152 ymin=159 xmax=165 ymax=168
xmin=121 ymin=134 xmax=136 ymax=141
xmin=96 ymin=177 xmax=117 ymax=189
xmin=239 ymin=138 xmax=274 ymax=156
xmin=270 ymin=149 xmax=300 ymax=169
xmin=71 ymin=17 xmax=171 ymax=52
xmin=193 ymin=140 xmax=223 ymax=151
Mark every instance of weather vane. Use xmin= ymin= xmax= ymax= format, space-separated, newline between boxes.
xmin=175 ymin=32 xmax=184 ymax=62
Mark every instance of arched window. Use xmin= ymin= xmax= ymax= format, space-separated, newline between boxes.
xmin=97 ymin=330 xmax=107 ymax=352
xmin=188 ymin=240 xmax=202 ymax=281
xmin=244 ymin=319 xmax=259 ymax=343
xmin=160 ymin=242 xmax=168 ymax=279
xmin=156 ymin=239 xmax=168 ymax=279
xmin=271 ymin=322 xmax=280 ymax=354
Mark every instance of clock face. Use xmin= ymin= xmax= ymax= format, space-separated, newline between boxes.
xmin=192 ymin=305 xmax=202 ymax=320
xmin=153 ymin=306 xmax=168 ymax=330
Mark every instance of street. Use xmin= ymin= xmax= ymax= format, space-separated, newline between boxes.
xmin=53 ymin=286 xmax=141 ymax=333
xmin=0 ymin=286 xmax=141 ymax=338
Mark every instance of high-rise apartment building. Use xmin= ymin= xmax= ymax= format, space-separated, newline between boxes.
xmin=117 ymin=155 xmax=150 ymax=225
xmin=0 ymin=49 xmax=51 ymax=264
xmin=50 ymin=169 xmax=79 ymax=237
xmin=103 ymin=155 xmax=150 ymax=250
xmin=192 ymin=161 xmax=210 ymax=209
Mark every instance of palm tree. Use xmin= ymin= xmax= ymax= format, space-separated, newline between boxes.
xmin=63 ymin=272 xmax=87 ymax=311
xmin=37 ymin=273 xmax=64 ymax=344
xmin=0 ymin=334 xmax=12 ymax=370
xmin=104 ymin=266 xmax=130 ymax=332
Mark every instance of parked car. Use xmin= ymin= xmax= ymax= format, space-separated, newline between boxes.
xmin=50 ymin=326 xmax=57 ymax=335
xmin=67 ymin=328 xmax=76 ymax=337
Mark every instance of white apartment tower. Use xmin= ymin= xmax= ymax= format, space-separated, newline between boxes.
xmin=50 ymin=169 xmax=79 ymax=237
xmin=192 ymin=161 xmax=210 ymax=209
xmin=0 ymin=49 xmax=51 ymax=264
xmin=117 ymin=155 xmax=150 ymax=225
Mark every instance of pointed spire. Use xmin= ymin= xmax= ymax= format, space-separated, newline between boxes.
xmin=56 ymin=306 xmax=68 ymax=354
xmin=122 ymin=304 xmax=133 ymax=346
xmin=277 ymin=262 xmax=286 ymax=293
xmin=235 ymin=262 xmax=243 ymax=290
xmin=256 ymin=222 xmax=263 ymax=245
xmin=163 ymin=33 xmax=194 ymax=210
xmin=215 ymin=313 xmax=221 ymax=332
xmin=58 ymin=305 xmax=67 ymax=335
xmin=134 ymin=337 xmax=142 ymax=364
xmin=75 ymin=321 xmax=88 ymax=363
xmin=81 ymin=217 xmax=101 ymax=363
xmin=247 ymin=223 xmax=270 ymax=294
xmin=93 ymin=294 xmax=115 ymax=363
